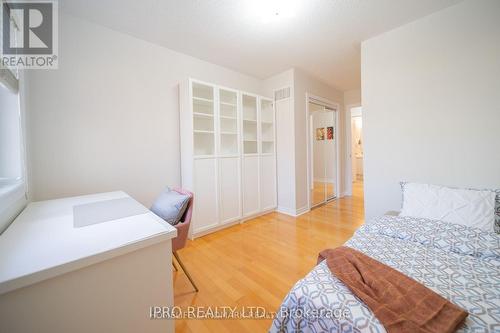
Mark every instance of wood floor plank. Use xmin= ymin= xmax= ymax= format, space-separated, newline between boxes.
xmin=174 ymin=182 xmax=364 ymax=332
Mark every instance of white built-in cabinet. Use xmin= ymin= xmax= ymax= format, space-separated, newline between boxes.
xmin=180 ymin=79 xmax=277 ymax=238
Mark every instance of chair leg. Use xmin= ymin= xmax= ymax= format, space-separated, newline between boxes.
xmin=173 ymin=251 xmax=199 ymax=292
xmin=172 ymin=259 xmax=178 ymax=271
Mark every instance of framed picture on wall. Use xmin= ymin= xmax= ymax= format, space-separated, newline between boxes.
xmin=316 ymin=128 xmax=325 ymax=140
xmin=327 ymin=126 xmax=334 ymax=140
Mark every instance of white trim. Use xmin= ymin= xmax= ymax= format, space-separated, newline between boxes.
xmin=305 ymin=93 xmax=341 ymax=210
xmin=0 ymin=67 xmax=18 ymax=93
xmin=190 ymin=219 xmax=240 ymax=239
xmin=190 ymin=208 xmax=276 ymax=239
xmin=276 ymin=205 xmax=310 ymax=217
xmin=295 ymin=205 xmax=310 ymax=216
xmin=276 ymin=206 xmax=296 ymax=216
xmin=0 ymin=72 xmax=28 ymax=234
xmin=0 ymin=181 xmax=26 ymax=234
xmin=240 ymin=207 xmax=276 ymax=222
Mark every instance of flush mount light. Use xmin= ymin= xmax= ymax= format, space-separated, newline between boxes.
xmin=245 ymin=0 xmax=303 ymax=23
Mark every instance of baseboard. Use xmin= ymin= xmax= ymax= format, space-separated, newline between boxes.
xmin=191 ymin=219 xmax=241 ymax=239
xmin=190 ymin=209 xmax=277 ymax=239
xmin=295 ymin=205 xmax=310 ymax=216
xmin=276 ymin=206 xmax=296 ymax=216
xmin=276 ymin=205 xmax=310 ymax=217
xmin=240 ymin=208 xmax=276 ymax=222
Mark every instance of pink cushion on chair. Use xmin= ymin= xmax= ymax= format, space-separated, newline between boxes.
xmin=171 ymin=188 xmax=193 ymax=252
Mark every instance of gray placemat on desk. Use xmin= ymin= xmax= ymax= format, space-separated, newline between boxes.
xmin=73 ymin=197 xmax=149 ymax=228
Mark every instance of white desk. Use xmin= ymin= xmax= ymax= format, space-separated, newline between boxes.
xmin=0 ymin=191 xmax=177 ymax=333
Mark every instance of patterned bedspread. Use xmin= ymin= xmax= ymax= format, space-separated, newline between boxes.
xmin=270 ymin=216 xmax=500 ymax=333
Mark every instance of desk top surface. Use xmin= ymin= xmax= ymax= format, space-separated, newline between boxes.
xmin=0 ymin=191 xmax=176 ymax=295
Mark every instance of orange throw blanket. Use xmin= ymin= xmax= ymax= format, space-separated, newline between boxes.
xmin=318 ymin=247 xmax=467 ymax=333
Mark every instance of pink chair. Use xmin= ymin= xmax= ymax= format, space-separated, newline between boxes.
xmin=171 ymin=188 xmax=198 ymax=292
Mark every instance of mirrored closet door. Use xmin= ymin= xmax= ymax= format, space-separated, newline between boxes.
xmin=310 ymin=102 xmax=337 ymax=208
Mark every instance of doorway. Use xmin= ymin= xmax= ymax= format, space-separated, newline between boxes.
xmin=307 ymin=96 xmax=339 ymax=209
xmin=351 ymin=107 xmax=363 ymax=183
xmin=344 ymin=105 xmax=363 ymax=196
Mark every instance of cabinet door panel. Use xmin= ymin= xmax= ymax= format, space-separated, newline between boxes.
xmin=219 ymin=157 xmax=241 ymax=223
xmin=242 ymin=156 xmax=260 ymax=216
xmin=260 ymin=155 xmax=276 ymax=210
xmin=193 ymin=158 xmax=218 ymax=233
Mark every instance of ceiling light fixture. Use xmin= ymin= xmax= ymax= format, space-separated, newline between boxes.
xmin=245 ymin=0 xmax=303 ymax=24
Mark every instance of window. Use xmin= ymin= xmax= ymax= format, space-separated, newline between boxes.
xmin=0 ymin=1 xmax=27 ymax=233
xmin=0 ymin=84 xmax=22 ymax=183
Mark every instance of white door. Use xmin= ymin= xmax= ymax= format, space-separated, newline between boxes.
xmin=219 ymin=156 xmax=241 ymax=224
xmin=242 ymin=156 xmax=260 ymax=216
xmin=260 ymin=155 xmax=276 ymax=210
xmin=193 ymin=158 xmax=218 ymax=233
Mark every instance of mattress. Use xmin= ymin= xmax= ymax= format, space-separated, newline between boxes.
xmin=270 ymin=215 xmax=500 ymax=333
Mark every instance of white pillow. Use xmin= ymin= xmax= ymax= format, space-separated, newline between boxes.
xmin=400 ymin=182 xmax=496 ymax=232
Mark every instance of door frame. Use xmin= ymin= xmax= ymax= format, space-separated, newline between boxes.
xmin=305 ymin=93 xmax=340 ymax=210
xmin=344 ymin=103 xmax=362 ymax=196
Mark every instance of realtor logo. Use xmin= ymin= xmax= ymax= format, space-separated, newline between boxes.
xmin=1 ymin=0 xmax=58 ymax=69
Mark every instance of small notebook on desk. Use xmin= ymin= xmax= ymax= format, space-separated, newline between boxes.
xmin=73 ymin=197 xmax=149 ymax=228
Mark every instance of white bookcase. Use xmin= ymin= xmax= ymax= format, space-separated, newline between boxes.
xmin=180 ymin=79 xmax=277 ymax=238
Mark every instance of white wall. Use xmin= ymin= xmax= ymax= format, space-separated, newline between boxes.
xmin=262 ymin=69 xmax=295 ymax=215
xmin=343 ymin=89 xmax=361 ymax=107
xmin=26 ymin=14 xmax=347 ymax=215
xmin=26 ymin=13 xmax=264 ymax=206
xmin=362 ymin=0 xmax=500 ymax=218
xmin=263 ymin=69 xmax=344 ymax=215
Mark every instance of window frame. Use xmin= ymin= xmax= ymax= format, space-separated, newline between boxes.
xmin=0 ymin=74 xmax=28 ymax=234
xmin=0 ymin=2 xmax=28 ymax=232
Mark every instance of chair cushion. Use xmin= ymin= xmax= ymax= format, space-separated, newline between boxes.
xmin=150 ymin=187 xmax=190 ymax=225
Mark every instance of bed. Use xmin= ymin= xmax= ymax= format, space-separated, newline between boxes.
xmin=270 ymin=215 xmax=500 ymax=332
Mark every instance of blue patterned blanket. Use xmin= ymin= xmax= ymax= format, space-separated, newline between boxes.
xmin=270 ymin=216 xmax=500 ymax=333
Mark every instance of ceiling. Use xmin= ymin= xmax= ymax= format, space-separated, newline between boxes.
xmin=61 ymin=0 xmax=463 ymax=91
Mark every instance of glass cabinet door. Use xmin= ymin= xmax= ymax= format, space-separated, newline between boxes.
xmin=242 ymin=94 xmax=257 ymax=154
xmin=219 ymin=89 xmax=238 ymax=155
xmin=192 ymin=82 xmax=215 ymax=156
xmin=260 ymin=99 xmax=274 ymax=154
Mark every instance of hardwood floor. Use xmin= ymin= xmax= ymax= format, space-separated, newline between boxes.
xmin=173 ymin=182 xmax=364 ymax=332
xmin=311 ymin=181 xmax=335 ymax=206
